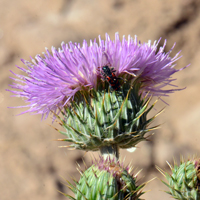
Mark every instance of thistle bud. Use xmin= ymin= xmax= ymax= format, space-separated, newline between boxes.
xmin=158 ymin=158 xmax=200 ymax=200
xmin=65 ymin=157 xmax=145 ymax=200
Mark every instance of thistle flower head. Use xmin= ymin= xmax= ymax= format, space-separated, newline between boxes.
xmin=8 ymin=33 xmax=184 ymax=119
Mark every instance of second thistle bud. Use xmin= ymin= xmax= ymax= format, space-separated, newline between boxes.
xmin=66 ymin=157 xmax=145 ymax=200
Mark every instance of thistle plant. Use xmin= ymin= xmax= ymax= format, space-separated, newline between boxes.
xmin=7 ymin=32 xmax=194 ymax=200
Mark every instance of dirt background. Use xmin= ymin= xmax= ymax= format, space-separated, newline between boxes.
xmin=1 ymin=0 xmax=200 ymax=200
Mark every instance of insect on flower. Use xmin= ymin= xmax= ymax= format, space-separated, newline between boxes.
xmin=101 ymin=65 xmax=121 ymax=91
xmin=7 ymin=33 xmax=186 ymax=119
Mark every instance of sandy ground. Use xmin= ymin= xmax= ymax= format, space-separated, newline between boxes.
xmin=1 ymin=0 xmax=200 ymax=199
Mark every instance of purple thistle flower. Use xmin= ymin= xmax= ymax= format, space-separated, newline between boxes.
xmin=8 ymin=32 xmax=185 ymax=119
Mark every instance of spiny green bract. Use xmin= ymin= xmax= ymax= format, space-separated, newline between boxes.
xmin=162 ymin=160 xmax=200 ymax=200
xmin=64 ymin=157 xmax=145 ymax=200
xmin=55 ymin=82 xmax=159 ymax=151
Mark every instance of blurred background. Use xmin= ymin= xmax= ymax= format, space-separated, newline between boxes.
xmin=1 ymin=0 xmax=200 ymax=199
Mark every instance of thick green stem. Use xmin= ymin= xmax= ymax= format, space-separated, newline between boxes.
xmin=100 ymin=145 xmax=119 ymax=161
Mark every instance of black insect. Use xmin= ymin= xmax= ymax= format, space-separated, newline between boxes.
xmin=101 ymin=65 xmax=120 ymax=91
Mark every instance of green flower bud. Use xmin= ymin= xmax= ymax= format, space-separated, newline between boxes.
xmin=64 ymin=157 xmax=145 ymax=200
xmin=158 ymin=158 xmax=200 ymax=200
